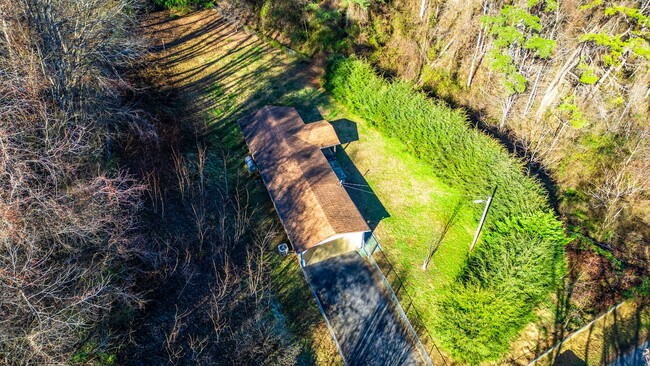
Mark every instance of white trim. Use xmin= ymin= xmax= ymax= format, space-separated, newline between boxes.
xmin=313 ymin=230 xmax=370 ymax=247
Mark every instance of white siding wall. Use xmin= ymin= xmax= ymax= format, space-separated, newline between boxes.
xmin=302 ymin=232 xmax=366 ymax=266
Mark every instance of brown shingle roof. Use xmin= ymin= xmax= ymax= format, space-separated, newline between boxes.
xmin=239 ymin=106 xmax=370 ymax=253
xmin=296 ymin=120 xmax=340 ymax=148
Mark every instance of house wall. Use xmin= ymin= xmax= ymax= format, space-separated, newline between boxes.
xmin=302 ymin=232 xmax=366 ymax=266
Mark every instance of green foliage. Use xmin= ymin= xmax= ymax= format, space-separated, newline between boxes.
xmin=326 ymin=57 xmax=567 ymax=362
xmin=579 ymin=0 xmax=603 ymax=11
xmin=623 ymin=278 xmax=650 ymax=299
xmin=154 ymin=0 xmax=213 ymax=10
xmin=433 ymin=285 xmax=533 ymax=364
xmin=482 ymin=5 xmax=556 ymax=95
xmin=543 ymin=0 xmax=558 ymax=12
xmin=527 ymin=0 xmax=556 ymax=11
xmin=248 ymin=0 xmax=351 ymax=55
xmin=341 ymin=0 xmax=371 ymax=9
xmin=305 ymin=5 xmax=349 ymax=53
xmin=488 ymin=52 xmax=527 ymax=94
xmin=604 ymin=5 xmax=650 ymax=27
xmin=579 ymin=3 xmax=650 ymax=66
xmin=557 ymin=95 xmax=587 ymax=128
xmin=367 ymin=15 xmax=391 ymax=48
xmin=71 ymin=343 xmax=116 ymax=365
xmin=525 ymin=35 xmax=556 ymax=58
xmin=465 ymin=212 xmax=569 ymax=301
xmin=578 ymin=61 xmax=600 ymax=84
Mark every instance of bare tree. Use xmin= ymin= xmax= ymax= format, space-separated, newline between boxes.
xmin=0 ymin=0 xmax=151 ymax=364
xmin=588 ymin=129 xmax=649 ymax=239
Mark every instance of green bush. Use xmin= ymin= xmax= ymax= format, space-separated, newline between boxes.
xmin=325 ymin=56 xmax=568 ymax=362
xmin=465 ymin=212 xmax=569 ymax=302
xmin=433 ymin=285 xmax=533 ymax=365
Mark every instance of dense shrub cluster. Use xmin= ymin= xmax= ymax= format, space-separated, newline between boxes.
xmin=326 ymin=57 xmax=568 ymax=363
xmin=0 ymin=0 xmax=151 ymax=363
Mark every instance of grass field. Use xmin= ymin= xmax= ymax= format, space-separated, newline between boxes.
xmin=321 ymin=110 xmax=478 ymax=320
xmin=144 ymin=8 xmax=565 ymax=365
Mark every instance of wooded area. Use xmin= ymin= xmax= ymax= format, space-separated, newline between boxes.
xmin=0 ymin=0 xmax=150 ymax=363
xmin=1 ymin=0 xmax=648 ymax=364
xmin=0 ymin=1 xmax=309 ymax=364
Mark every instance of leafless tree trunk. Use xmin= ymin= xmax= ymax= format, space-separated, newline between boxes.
xmin=589 ymin=130 xmax=649 ymax=238
xmin=467 ymin=2 xmax=489 ymax=88
xmin=0 ymin=0 xmax=151 ymax=363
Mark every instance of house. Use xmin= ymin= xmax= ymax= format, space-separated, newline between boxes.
xmin=238 ymin=106 xmax=370 ymax=266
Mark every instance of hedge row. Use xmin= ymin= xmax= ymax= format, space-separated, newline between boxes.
xmin=326 ymin=56 xmax=568 ymax=364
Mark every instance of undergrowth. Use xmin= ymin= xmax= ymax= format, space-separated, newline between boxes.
xmin=325 ymin=56 xmax=569 ymax=364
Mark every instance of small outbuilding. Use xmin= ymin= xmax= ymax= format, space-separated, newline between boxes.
xmin=238 ymin=106 xmax=370 ymax=266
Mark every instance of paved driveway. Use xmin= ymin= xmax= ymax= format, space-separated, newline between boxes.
xmin=304 ymin=251 xmax=424 ymax=366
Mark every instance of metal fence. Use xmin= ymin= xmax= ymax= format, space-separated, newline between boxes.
xmin=364 ymin=235 xmax=449 ymax=366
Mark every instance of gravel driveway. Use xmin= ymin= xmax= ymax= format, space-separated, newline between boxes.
xmin=304 ymin=251 xmax=424 ymax=366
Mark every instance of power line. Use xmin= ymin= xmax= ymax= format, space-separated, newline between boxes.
xmin=341 ymin=183 xmax=376 ymax=195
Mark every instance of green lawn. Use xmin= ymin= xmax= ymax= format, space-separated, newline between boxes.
xmin=316 ymin=106 xmax=478 ymax=332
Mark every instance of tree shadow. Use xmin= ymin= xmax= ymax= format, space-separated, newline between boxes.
xmin=541 ymin=298 xmax=650 ymax=366
xmin=553 ymin=350 xmax=587 ymax=366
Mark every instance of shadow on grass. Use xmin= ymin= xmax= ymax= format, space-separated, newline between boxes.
xmin=330 ymin=119 xmax=359 ymax=144
xmin=334 ymin=140 xmax=390 ymax=231
xmin=552 ymin=350 xmax=587 ymax=366
xmin=538 ymin=300 xmax=650 ymax=366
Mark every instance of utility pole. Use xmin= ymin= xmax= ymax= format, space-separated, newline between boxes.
xmin=469 ymin=186 xmax=497 ymax=252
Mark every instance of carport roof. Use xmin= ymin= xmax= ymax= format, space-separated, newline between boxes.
xmin=238 ymin=106 xmax=370 ymax=253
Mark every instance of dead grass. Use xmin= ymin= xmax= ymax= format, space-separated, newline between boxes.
xmin=529 ymin=300 xmax=650 ymax=366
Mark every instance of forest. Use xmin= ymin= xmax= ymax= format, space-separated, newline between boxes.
xmin=0 ymin=0 xmax=647 ymax=365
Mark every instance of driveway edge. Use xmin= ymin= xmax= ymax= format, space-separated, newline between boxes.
xmin=363 ymin=245 xmax=435 ymax=366
xmin=300 ymin=258 xmax=348 ymax=366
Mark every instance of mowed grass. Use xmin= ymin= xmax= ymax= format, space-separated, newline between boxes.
xmin=320 ymin=107 xmax=478 ymax=326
